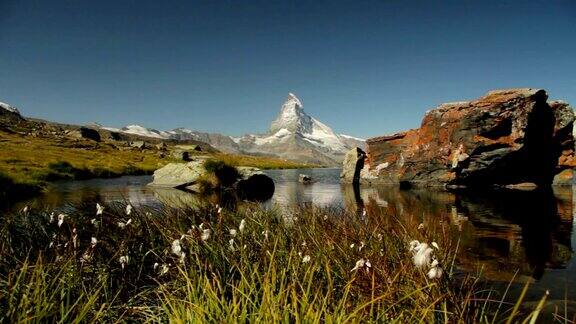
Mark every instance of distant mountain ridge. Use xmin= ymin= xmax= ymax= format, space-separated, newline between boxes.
xmin=100 ymin=93 xmax=365 ymax=165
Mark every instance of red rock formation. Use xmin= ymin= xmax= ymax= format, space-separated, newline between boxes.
xmin=362 ymin=89 xmax=574 ymax=187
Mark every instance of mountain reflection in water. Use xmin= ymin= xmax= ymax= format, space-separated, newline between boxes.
xmin=11 ymin=169 xmax=576 ymax=301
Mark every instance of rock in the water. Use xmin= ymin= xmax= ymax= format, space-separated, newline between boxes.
xmin=68 ymin=127 xmax=101 ymax=142
xmin=236 ymin=174 xmax=275 ymax=202
xmin=360 ymin=89 xmax=574 ymax=187
xmin=340 ymin=147 xmax=367 ymax=184
xmin=148 ymin=160 xmax=206 ymax=190
xmin=299 ymin=174 xmax=312 ymax=184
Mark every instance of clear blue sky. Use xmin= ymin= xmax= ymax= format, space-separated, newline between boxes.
xmin=1 ymin=0 xmax=575 ymax=138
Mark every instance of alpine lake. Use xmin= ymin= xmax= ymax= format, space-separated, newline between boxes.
xmin=5 ymin=168 xmax=576 ymax=309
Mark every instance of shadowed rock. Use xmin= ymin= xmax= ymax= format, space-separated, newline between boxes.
xmin=236 ymin=174 xmax=275 ymax=202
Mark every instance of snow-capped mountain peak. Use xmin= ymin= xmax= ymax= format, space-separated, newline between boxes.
xmin=270 ymin=93 xmax=313 ymax=134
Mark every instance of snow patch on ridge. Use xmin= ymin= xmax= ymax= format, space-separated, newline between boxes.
xmin=0 ymin=102 xmax=20 ymax=114
xmin=120 ymin=125 xmax=170 ymax=139
xmin=340 ymin=134 xmax=365 ymax=141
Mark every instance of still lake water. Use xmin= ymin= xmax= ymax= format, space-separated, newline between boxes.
xmin=12 ymin=168 xmax=576 ymax=303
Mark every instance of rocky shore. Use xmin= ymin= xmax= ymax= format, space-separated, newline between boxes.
xmin=342 ymin=88 xmax=575 ymax=188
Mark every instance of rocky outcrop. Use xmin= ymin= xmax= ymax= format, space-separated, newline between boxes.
xmin=550 ymin=101 xmax=576 ymax=185
xmin=340 ymin=147 xmax=367 ymax=184
xmin=359 ymin=89 xmax=574 ymax=188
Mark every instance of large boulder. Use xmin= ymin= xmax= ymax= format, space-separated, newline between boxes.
xmin=68 ymin=127 xmax=101 ymax=142
xmin=360 ymin=89 xmax=574 ymax=188
xmin=340 ymin=147 xmax=367 ymax=184
xmin=148 ymin=159 xmax=206 ymax=190
xmin=236 ymin=174 xmax=275 ymax=202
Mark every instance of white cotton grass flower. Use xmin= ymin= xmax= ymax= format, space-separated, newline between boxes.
xmin=359 ymin=241 xmax=365 ymax=251
xmin=409 ymin=240 xmax=420 ymax=252
xmin=90 ymin=237 xmax=98 ymax=248
xmin=171 ymin=239 xmax=183 ymax=257
xmin=22 ymin=206 xmax=29 ymax=213
xmin=431 ymin=242 xmax=440 ymax=250
xmin=229 ymin=229 xmax=237 ymax=237
xmin=72 ymin=228 xmax=78 ymax=249
xmin=323 ymin=215 xmax=328 ymax=220
xmin=377 ymin=233 xmax=383 ymax=241
xmin=302 ymin=255 xmax=311 ymax=263
xmin=412 ymin=243 xmax=433 ymax=268
xmin=90 ymin=218 xmax=97 ymax=225
xmin=118 ymin=219 xmax=132 ymax=229
xmin=238 ymin=219 xmax=246 ymax=233
xmin=96 ymin=203 xmax=104 ymax=215
xmin=201 ymin=228 xmax=211 ymax=241
xmin=119 ymin=255 xmax=129 ymax=269
xmin=349 ymin=243 xmax=355 ymax=249
xmin=431 ymin=259 xmax=439 ymax=268
xmin=49 ymin=212 xmax=55 ymax=223
xmin=351 ymin=258 xmax=372 ymax=272
xmin=427 ymin=262 xmax=443 ymax=279
xmin=57 ymin=213 xmax=67 ymax=227
xmin=418 ymin=223 xmax=425 ymax=230
xmin=159 ymin=263 xmax=169 ymax=275
xmin=229 ymin=239 xmax=235 ymax=251
xmin=125 ymin=204 xmax=133 ymax=216
xmin=217 ymin=206 xmax=223 ymax=214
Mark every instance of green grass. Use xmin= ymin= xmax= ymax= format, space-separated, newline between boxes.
xmin=0 ymin=131 xmax=165 ymax=185
xmin=0 ymin=199 xmax=554 ymax=322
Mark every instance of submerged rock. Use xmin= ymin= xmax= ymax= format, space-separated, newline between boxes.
xmin=358 ymin=89 xmax=575 ymax=187
xmin=299 ymin=174 xmax=312 ymax=184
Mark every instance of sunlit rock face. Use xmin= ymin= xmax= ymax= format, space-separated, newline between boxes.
xmin=362 ymin=89 xmax=575 ymax=187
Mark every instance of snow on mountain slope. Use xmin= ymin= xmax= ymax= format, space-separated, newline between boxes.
xmin=112 ymin=125 xmax=170 ymax=139
xmin=340 ymin=134 xmax=365 ymax=141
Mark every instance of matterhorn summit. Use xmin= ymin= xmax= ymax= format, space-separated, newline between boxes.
xmin=269 ymin=93 xmax=312 ymax=134
xmin=236 ymin=93 xmax=365 ymax=165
